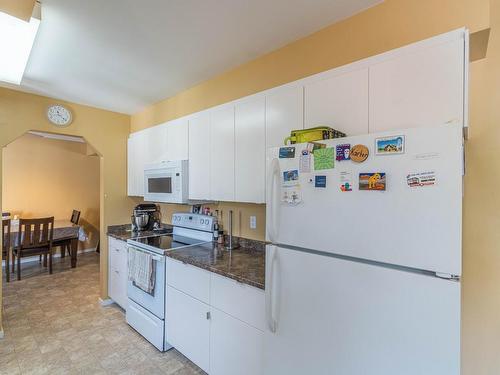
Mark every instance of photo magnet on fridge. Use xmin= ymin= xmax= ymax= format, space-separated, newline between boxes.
xmin=359 ymin=173 xmax=386 ymax=191
xmin=313 ymin=147 xmax=335 ymax=170
xmin=336 ymin=144 xmax=351 ymax=161
xmin=283 ymin=169 xmax=299 ymax=186
xmin=375 ymin=135 xmax=405 ymax=155
xmin=279 ymin=146 xmax=296 ymax=158
xmin=315 ymin=175 xmax=327 ymax=188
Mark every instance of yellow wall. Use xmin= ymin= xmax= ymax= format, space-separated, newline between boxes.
xmin=0 ymin=87 xmax=134 ymax=332
xmin=130 ymin=0 xmax=499 ymax=372
xmin=2 ymin=133 xmax=100 ymax=250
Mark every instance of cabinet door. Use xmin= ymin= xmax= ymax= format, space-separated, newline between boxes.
xmin=235 ymin=96 xmax=266 ymax=203
xmin=166 ymin=118 xmax=189 ymax=161
xmin=369 ymin=38 xmax=464 ymax=132
xmin=210 ymin=104 xmax=235 ymax=201
xmin=129 ymin=131 xmax=148 ymax=196
xmin=210 ymin=308 xmax=264 ymax=375
xmin=304 ymin=68 xmax=369 ymax=136
xmin=188 ymin=111 xmax=211 ymax=200
xmin=266 ymin=85 xmax=303 ymax=149
xmin=144 ymin=124 xmax=168 ymax=164
xmin=127 ymin=136 xmax=137 ymax=196
xmin=166 ymin=286 xmax=210 ymax=372
xmin=108 ymin=237 xmax=128 ymax=309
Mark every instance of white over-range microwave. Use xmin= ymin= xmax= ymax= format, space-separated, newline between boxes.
xmin=143 ymin=160 xmax=189 ymax=204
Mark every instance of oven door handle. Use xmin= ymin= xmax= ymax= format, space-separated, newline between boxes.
xmin=127 ymin=246 xmax=165 ymax=263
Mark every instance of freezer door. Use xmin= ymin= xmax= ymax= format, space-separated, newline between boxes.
xmin=266 ymin=124 xmax=463 ymax=276
xmin=263 ymin=245 xmax=460 ymax=375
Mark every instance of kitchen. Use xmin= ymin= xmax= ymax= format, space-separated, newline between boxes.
xmin=0 ymin=1 xmax=498 ymax=374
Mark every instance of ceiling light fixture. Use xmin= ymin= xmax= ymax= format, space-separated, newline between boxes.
xmin=0 ymin=4 xmax=40 ymax=85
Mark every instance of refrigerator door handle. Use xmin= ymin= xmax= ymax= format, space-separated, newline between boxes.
xmin=267 ymin=158 xmax=280 ymax=243
xmin=266 ymin=246 xmax=278 ymax=333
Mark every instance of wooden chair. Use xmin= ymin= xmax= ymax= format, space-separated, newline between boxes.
xmin=53 ymin=209 xmax=80 ymax=259
xmin=2 ymin=219 xmax=11 ymax=282
xmin=13 ymin=217 xmax=54 ymax=280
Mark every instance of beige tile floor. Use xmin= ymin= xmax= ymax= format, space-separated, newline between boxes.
xmin=1 ymin=252 xmax=204 ymax=375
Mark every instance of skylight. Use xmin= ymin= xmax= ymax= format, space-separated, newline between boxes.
xmin=0 ymin=11 xmax=40 ymax=85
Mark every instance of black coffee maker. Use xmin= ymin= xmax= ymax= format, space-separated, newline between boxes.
xmin=131 ymin=204 xmax=162 ymax=232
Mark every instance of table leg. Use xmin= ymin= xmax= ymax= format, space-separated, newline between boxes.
xmin=70 ymin=238 xmax=78 ymax=268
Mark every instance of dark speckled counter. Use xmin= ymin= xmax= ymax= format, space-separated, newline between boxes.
xmin=166 ymin=239 xmax=266 ymax=290
xmin=107 ymin=224 xmax=173 ymax=241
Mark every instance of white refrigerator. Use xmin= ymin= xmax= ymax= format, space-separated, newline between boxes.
xmin=264 ymin=124 xmax=463 ymax=375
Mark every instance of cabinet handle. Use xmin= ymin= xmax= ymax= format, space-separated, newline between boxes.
xmin=206 ymin=311 xmax=211 ymax=320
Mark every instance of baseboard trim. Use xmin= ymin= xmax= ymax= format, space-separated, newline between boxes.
xmin=99 ymin=298 xmax=115 ymax=307
xmin=2 ymin=247 xmax=97 ymax=266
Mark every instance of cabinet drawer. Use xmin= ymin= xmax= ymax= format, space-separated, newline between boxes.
xmin=210 ymin=273 xmax=265 ymax=331
xmin=108 ymin=236 xmax=126 ymax=251
xmin=127 ymin=299 xmax=164 ymax=351
xmin=109 ymin=245 xmax=127 ymax=272
xmin=166 ymin=258 xmax=210 ymax=304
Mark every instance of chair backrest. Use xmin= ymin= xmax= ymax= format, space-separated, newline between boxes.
xmin=2 ymin=219 xmax=10 ymax=253
xmin=70 ymin=210 xmax=81 ymax=225
xmin=17 ymin=217 xmax=54 ymax=249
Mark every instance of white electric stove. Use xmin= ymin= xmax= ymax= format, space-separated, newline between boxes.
xmin=126 ymin=212 xmax=216 ymax=351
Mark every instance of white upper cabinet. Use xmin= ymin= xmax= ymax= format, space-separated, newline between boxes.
xmin=188 ymin=111 xmax=211 ymax=200
xmin=127 ymin=132 xmax=147 ymax=197
xmin=369 ymin=38 xmax=465 ymax=132
xmin=235 ymin=96 xmax=266 ymax=203
xmin=210 ymin=104 xmax=235 ymax=202
xmin=127 ymin=135 xmax=138 ymax=196
xmin=265 ymin=85 xmax=304 ymax=149
xmin=166 ymin=118 xmax=189 ymax=161
xmin=143 ymin=124 xmax=168 ymax=164
xmin=304 ymin=68 xmax=369 ymax=136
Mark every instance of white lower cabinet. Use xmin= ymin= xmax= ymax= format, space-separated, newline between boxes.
xmin=165 ymin=258 xmax=265 ymax=374
xmin=166 ymin=286 xmax=210 ymax=372
xmin=210 ymin=308 xmax=264 ymax=375
xmin=108 ymin=236 xmax=128 ymax=310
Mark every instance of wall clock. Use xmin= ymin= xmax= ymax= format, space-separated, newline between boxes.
xmin=47 ymin=104 xmax=72 ymax=127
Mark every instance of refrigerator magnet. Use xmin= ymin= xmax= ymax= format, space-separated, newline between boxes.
xmin=340 ymin=171 xmax=353 ymax=192
xmin=406 ymin=171 xmax=436 ymax=188
xmin=350 ymin=145 xmax=369 ymax=163
xmin=279 ymin=146 xmax=296 ymax=158
xmin=375 ymin=135 xmax=405 ymax=155
xmin=283 ymin=169 xmax=299 ymax=186
xmin=336 ymin=144 xmax=351 ymax=161
xmin=315 ymin=175 xmax=327 ymax=188
xmin=281 ymin=186 xmax=302 ymax=205
xmin=313 ymin=147 xmax=335 ymax=170
xmin=299 ymin=150 xmax=311 ymax=173
xmin=359 ymin=172 xmax=386 ymax=191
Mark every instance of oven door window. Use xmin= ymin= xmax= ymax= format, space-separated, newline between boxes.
xmin=148 ymin=177 xmax=172 ymax=194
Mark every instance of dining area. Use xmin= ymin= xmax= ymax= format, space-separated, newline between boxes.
xmin=2 ymin=210 xmax=83 ymax=282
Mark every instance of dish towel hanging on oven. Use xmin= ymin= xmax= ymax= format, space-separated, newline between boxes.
xmin=128 ymin=247 xmax=155 ymax=294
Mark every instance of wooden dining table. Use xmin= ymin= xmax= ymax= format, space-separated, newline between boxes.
xmin=10 ymin=219 xmax=82 ymax=268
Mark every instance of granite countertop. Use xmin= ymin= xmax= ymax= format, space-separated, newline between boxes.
xmin=107 ymin=224 xmax=173 ymax=241
xmin=166 ymin=238 xmax=266 ymax=290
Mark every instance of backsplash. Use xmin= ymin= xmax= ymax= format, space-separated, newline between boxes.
xmin=131 ymin=197 xmax=266 ymax=241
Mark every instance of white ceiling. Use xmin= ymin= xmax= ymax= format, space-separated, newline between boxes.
xmin=12 ymin=0 xmax=381 ymax=114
